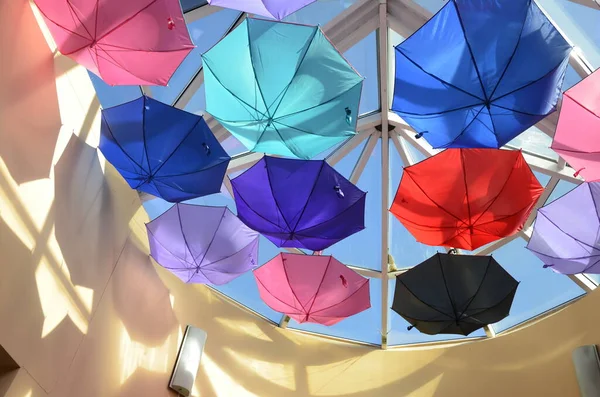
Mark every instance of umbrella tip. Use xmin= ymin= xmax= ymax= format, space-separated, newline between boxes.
xmin=333 ymin=185 xmax=345 ymax=198
xmin=543 ymin=264 xmax=554 ymax=269
xmin=340 ymin=275 xmax=348 ymax=288
xmin=574 ymin=168 xmax=585 ymax=178
xmin=415 ymin=131 xmax=428 ymax=139
xmin=407 ymin=325 xmax=414 ymax=331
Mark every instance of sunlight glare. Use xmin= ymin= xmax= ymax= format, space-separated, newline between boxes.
xmin=119 ymin=325 xmax=174 ymax=385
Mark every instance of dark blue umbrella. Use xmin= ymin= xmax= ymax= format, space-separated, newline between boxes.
xmin=231 ymin=156 xmax=366 ymax=251
xmin=391 ymin=0 xmax=571 ymax=149
xmin=99 ymin=96 xmax=230 ymax=202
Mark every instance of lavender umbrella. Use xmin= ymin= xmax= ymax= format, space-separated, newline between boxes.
xmin=206 ymin=0 xmax=315 ymax=20
xmin=146 ymin=204 xmax=259 ymax=285
xmin=526 ymin=182 xmax=600 ymax=274
xmin=231 ymin=156 xmax=366 ymax=251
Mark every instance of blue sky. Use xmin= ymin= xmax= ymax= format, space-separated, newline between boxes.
xmin=90 ymin=0 xmax=600 ymax=345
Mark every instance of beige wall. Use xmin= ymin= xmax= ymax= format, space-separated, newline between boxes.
xmin=0 ymin=1 xmax=598 ymax=396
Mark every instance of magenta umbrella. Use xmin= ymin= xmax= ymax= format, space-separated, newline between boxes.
xmin=34 ymin=0 xmax=194 ymax=86
xmin=254 ymin=253 xmax=371 ymax=326
xmin=207 ymin=0 xmax=315 ymax=20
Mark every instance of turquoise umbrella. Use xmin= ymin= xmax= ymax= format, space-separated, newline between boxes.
xmin=202 ymin=18 xmax=364 ymax=159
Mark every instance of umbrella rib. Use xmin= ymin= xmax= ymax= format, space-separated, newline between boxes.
xmin=491 ymin=58 xmax=569 ymax=103
xmin=175 ymin=205 xmax=211 ymax=283
xmin=273 ymin=119 xmax=345 ymax=138
xmin=564 ymin=93 xmax=600 ymax=119
xmin=485 ymin=2 xmax=529 ymax=100
xmin=199 ymin=238 xmax=258 ymax=269
xmin=467 ymin=155 xmax=520 ymax=227
xmin=267 ymin=27 xmax=319 ymax=117
xmin=309 ymin=280 xmax=369 ymax=315
xmin=270 ymin=123 xmax=305 ymax=159
xmin=460 ymin=150 xmax=473 ymax=230
xmin=390 ymin=213 xmax=466 ymax=230
xmin=254 ymin=276 xmax=305 ymax=316
xmin=456 ymin=256 xmax=493 ymax=320
xmin=147 ymin=229 xmax=197 ymax=271
xmin=192 ymin=208 xmax=228 ymax=270
xmin=148 ymin=118 xmax=203 ymax=177
xmin=281 ymin=257 xmax=309 ymax=314
xmin=471 ymin=202 xmax=537 ymax=230
xmin=94 ymin=0 xmax=160 ymax=45
xmin=294 ymin=193 xmax=366 ymax=235
xmin=100 ymin=114 xmax=148 ymax=174
xmin=437 ymin=254 xmax=459 ymax=322
xmin=536 ymin=211 xmax=600 ymax=252
xmin=404 ymin=172 xmax=468 ymax=226
xmin=34 ymin=5 xmax=91 ymax=43
xmin=272 ymin=80 xmax=363 ymax=123
xmin=396 ymin=49 xmax=484 ymax=102
xmin=141 ymin=97 xmax=153 ymax=176
xmin=394 ymin=279 xmax=455 ymax=320
xmin=246 ymin=27 xmax=272 ymax=120
xmin=482 ymin=108 xmax=501 ymax=147
xmin=304 ymin=256 xmax=334 ymax=319
xmin=439 ymin=105 xmax=486 ymax=148
xmin=393 ymin=103 xmax=483 ymax=117
xmin=549 ymin=147 xmax=600 ymax=155
xmin=94 ymin=47 xmax=150 ymax=83
xmin=153 ymin=158 xmax=229 ymax=179
xmin=491 ymin=103 xmax=546 ymax=117
xmin=452 ymin=1 xmax=490 ymax=102
xmin=461 ymin=283 xmax=519 ymax=321
xmin=232 ymin=185 xmax=287 ymax=230
xmin=290 ymin=162 xmax=326 ymax=231
xmin=203 ymin=62 xmax=267 ymax=121
xmin=525 ymin=248 xmax=600 ymax=262
xmin=97 ymin=44 xmax=193 ymax=53
xmin=264 ymin=157 xmax=295 ymax=232
xmin=65 ymin=0 xmax=94 ymax=42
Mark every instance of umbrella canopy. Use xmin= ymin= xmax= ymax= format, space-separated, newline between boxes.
xmin=147 ymin=204 xmax=259 ymax=285
xmin=99 ymin=96 xmax=230 ymax=203
xmin=254 ymin=253 xmax=370 ymax=325
xmin=202 ymin=18 xmax=363 ymax=159
xmin=527 ymin=182 xmax=600 ymax=274
xmin=390 ymin=149 xmax=543 ymax=250
xmin=393 ymin=253 xmax=519 ymax=336
xmin=34 ymin=0 xmax=194 ymax=86
xmin=552 ymin=69 xmax=600 ymax=181
xmin=206 ymin=0 xmax=315 ymax=20
xmin=391 ymin=0 xmax=571 ymax=149
xmin=232 ymin=156 xmax=366 ymax=251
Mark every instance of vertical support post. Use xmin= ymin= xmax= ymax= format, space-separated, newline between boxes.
xmin=378 ymin=0 xmax=390 ymax=350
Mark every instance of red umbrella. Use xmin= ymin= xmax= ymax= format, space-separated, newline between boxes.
xmin=552 ymin=69 xmax=600 ymax=181
xmin=34 ymin=0 xmax=194 ymax=86
xmin=254 ymin=253 xmax=370 ymax=326
xmin=390 ymin=149 xmax=543 ymax=250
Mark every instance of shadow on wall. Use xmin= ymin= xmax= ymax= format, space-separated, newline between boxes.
xmin=0 ymin=0 xmax=61 ymax=184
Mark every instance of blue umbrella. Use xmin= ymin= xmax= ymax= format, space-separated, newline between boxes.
xmin=391 ymin=0 xmax=571 ymax=149
xmin=202 ymin=18 xmax=363 ymax=159
xmin=99 ymin=96 xmax=230 ymax=202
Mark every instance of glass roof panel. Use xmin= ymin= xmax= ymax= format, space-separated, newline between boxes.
xmin=282 ymin=0 xmax=359 ymax=26
xmin=89 ymin=72 xmax=141 ymax=108
xmin=288 ymin=277 xmax=383 ymax=344
xmin=545 ymin=179 xmax=578 ymax=204
xmin=345 ymin=32 xmax=380 ymax=115
xmin=150 ymin=9 xmax=242 ymax=105
xmin=180 ymin=0 xmax=208 ymax=13
xmin=323 ymin=139 xmax=382 ymax=270
xmin=388 ymin=278 xmax=486 ymax=346
xmin=489 ymin=237 xmax=585 ymax=333
xmin=536 ymin=0 xmax=600 ymax=68
xmin=184 ymin=83 xmax=206 ymax=115
xmin=506 ymin=126 xmax=557 ymax=161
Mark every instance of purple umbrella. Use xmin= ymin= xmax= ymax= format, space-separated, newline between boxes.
xmin=526 ymin=182 xmax=600 ymax=274
xmin=206 ymin=0 xmax=315 ymax=20
xmin=231 ymin=156 xmax=366 ymax=251
xmin=146 ymin=204 xmax=259 ymax=285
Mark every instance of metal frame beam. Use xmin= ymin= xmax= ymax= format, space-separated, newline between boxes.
xmin=378 ymin=0 xmax=391 ymax=350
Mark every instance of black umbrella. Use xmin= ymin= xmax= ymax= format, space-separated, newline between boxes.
xmin=392 ymin=253 xmax=519 ymax=336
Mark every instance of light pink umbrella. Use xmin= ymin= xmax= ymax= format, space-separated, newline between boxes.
xmin=34 ymin=0 xmax=194 ymax=86
xmin=254 ymin=253 xmax=371 ymax=326
xmin=552 ymin=69 xmax=600 ymax=181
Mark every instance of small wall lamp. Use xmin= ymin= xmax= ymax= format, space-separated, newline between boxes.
xmin=169 ymin=326 xmax=207 ymax=396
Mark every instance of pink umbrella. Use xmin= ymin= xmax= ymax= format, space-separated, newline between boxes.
xmin=254 ymin=253 xmax=370 ymax=326
xmin=552 ymin=69 xmax=600 ymax=181
xmin=34 ymin=0 xmax=194 ymax=86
